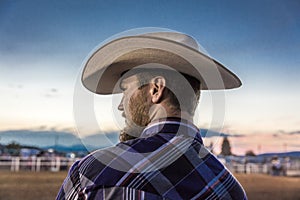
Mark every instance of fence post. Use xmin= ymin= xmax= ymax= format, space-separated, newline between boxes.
xmin=15 ymin=157 xmax=20 ymax=172
xmin=10 ymin=157 xmax=15 ymax=171
xmin=246 ymin=163 xmax=250 ymax=174
xmin=31 ymin=157 xmax=36 ymax=171
xmin=36 ymin=157 xmax=41 ymax=172
xmin=11 ymin=157 xmax=20 ymax=172
xmin=56 ymin=157 xmax=60 ymax=171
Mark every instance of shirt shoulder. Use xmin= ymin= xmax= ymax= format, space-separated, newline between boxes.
xmin=58 ymin=134 xmax=247 ymax=200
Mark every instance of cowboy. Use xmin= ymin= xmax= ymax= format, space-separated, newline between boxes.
xmin=57 ymin=31 xmax=247 ymax=199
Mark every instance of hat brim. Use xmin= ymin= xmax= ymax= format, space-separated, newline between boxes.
xmin=82 ymin=35 xmax=242 ymax=94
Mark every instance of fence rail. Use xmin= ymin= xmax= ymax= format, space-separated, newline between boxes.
xmin=225 ymin=162 xmax=300 ymax=176
xmin=226 ymin=163 xmax=268 ymax=174
xmin=1 ymin=156 xmax=300 ymax=176
xmin=0 ymin=156 xmax=77 ymax=172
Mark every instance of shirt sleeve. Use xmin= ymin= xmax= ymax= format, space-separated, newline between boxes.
xmin=56 ymin=160 xmax=82 ymax=200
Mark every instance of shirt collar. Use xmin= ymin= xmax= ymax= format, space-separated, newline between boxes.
xmin=141 ymin=117 xmax=203 ymax=143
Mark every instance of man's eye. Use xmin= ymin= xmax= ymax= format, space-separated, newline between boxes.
xmin=120 ymin=86 xmax=126 ymax=91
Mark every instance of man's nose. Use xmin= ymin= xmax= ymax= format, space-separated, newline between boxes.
xmin=118 ymin=97 xmax=124 ymax=111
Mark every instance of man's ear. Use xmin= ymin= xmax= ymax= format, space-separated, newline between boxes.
xmin=149 ymin=76 xmax=166 ymax=104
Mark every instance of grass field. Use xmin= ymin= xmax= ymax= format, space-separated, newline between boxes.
xmin=0 ymin=171 xmax=299 ymax=200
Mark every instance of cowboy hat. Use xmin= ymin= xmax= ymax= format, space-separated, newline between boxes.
xmin=82 ymin=31 xmax=242 ymax=94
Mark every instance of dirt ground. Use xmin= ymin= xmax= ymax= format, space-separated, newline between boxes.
xmin=0 ymin=171 xmax=66 ymax=200
xmin=236 ymin=173 xmax=300 ymax=200
xmin=0 ymin=171 xmax=299 ymax=200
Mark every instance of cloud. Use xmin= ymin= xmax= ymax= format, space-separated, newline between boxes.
xmin=37 ymin=125 xmax=47 ymax=130
xmin=44 ymin=88 xmax=59 ymax=98
xmin=60 ymin=127 xmax=75 ymax=132
xmin=289 ymin=130 xmax=300 ymax=135
xmin=276 ymin=130 xmax=300 ymax=135
xmin=221 ymin=133 xmax=245 ymax=138
xmin=7 ymin=83 xmax=23 ymax=89
xmin=50 ymin=127 xmax=57 ymax=132
xmin=288 ymin=144 xmax=300 ymax=148
xmin=50 ymin=88 xmax=58 ymax=93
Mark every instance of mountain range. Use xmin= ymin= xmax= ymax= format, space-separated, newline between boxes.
xmin=0 ymin=128 xmax=241 ymax=150
xmin=1 ymin=129 xmax=299 ymax=157
xmin=0 ymin=129 xmax=119 ymax=152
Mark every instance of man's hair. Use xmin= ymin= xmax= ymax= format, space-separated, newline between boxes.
xmin=119 ymin=68 xmax=201 ymax=142
xmin=132 ymin=68 xmax=201 ymax=115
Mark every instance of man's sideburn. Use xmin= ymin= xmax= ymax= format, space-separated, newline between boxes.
xmin=120 ymin=85 xmax=151 ymax=142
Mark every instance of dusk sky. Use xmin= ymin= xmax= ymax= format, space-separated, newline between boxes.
xmin=0 ymin=0 xmax=299 ymax=154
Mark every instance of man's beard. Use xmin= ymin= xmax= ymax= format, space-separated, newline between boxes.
xmin=119 ymin=87 xmax=151 ymax=142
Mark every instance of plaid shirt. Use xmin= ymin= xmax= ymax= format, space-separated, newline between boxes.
xmin=57 ymin=118 xmax=247 ymax=200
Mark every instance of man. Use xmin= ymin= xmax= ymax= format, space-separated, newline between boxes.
xmin=57 ymin=31 xmax=247 ymax=199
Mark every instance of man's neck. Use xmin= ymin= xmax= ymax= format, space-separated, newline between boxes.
xmin=149 ymin=104 xmax=193 ymax=123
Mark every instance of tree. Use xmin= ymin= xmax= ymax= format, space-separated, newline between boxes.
xmin=245 ymin=150 xmax=256 ymax=157
xmin=220 ymin=137 xmax=232 ymax=156
xmin=6 ymin=141 xmax=21 ymax=156
xmin=6 ymin=141 xmax=21 ymax=150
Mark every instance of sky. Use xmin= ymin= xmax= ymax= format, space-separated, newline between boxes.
xmin=0 ymin=0 xmax=299 ymax=154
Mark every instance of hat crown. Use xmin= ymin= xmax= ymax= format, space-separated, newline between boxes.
xmin=142 ymin=32 xmax=199 ymax=51
xmin=82 ymin=30 xmax=242 ymax=94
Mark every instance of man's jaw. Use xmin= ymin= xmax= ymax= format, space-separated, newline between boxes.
xmin=120 ymin=115 xmax=146 ymax=139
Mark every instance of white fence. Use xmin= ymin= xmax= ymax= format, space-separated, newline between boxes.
xmin=1 ymin=156 xmax=300 ymax=176
xmin=0 ymin=156 xmax=77 ymax=172
xmin=225 ymin=162 xmax=300 ymax=176
xmin=226 ymin=163 xmax=268 ymax=174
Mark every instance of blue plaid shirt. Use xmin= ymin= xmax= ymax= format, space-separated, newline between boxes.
xmin=57 ymin=118 xmax=247 ymax=200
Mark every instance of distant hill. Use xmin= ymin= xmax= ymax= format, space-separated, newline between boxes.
xmin=82 ymin=132 xmax=119 ymax=148
xmin=44 ymin=144 xmax=90 ymax=153
xmin=3 ymin=129 xmax=296 ymax=156
xmin=0 ymin=129 xmax=119 ymax=152
xmin=258 ymin=151 xmax=300 ymax=158
xmin=199 ymin=129 xmax=244 ymax=138
xmin=0 ymin=128 xmax=239 ymax=150
xmin=0 ymin=130 xmax=81 ymax=147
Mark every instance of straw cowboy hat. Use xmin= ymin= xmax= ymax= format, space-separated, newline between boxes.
xmin=82 ymin=31 xmax=242 ymax=94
